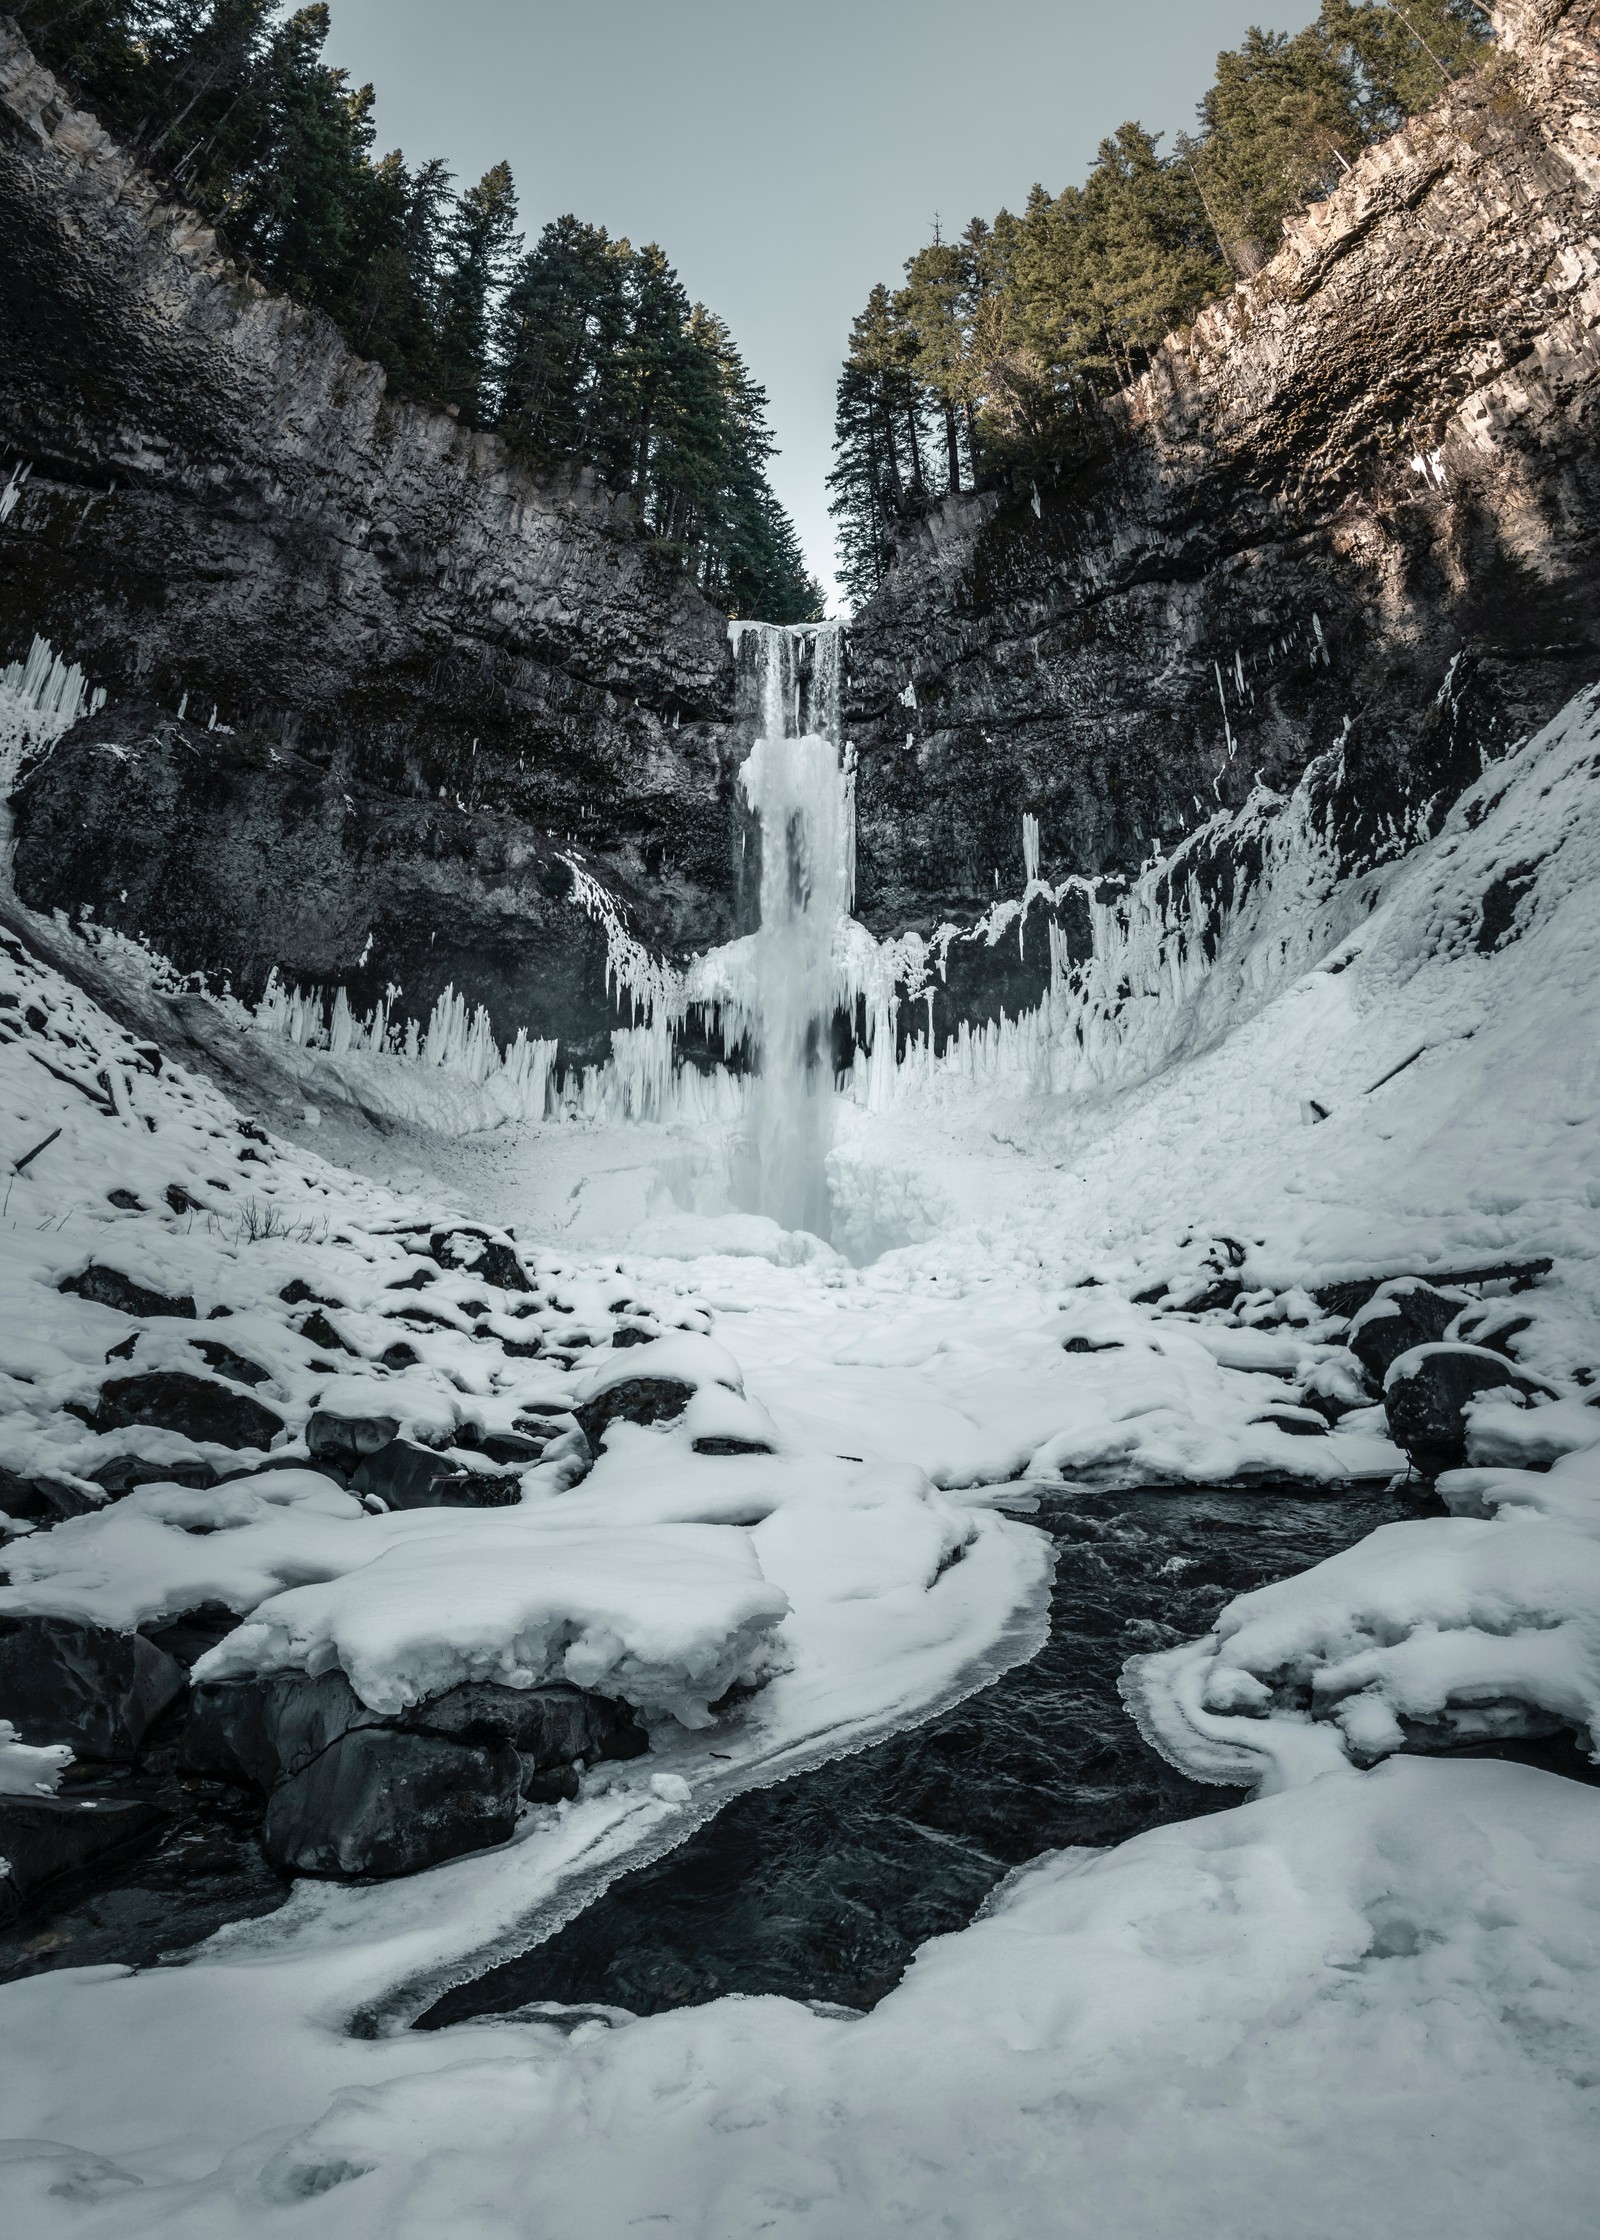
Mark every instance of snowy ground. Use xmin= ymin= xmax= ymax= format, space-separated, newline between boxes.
xmin=2 ymin=681 xmax=1600 ymax=2233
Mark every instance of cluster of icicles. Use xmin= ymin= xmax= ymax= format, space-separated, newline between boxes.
xmin=2 ymin=627 xmax=1378 ymax=1168
xmin=242 ymin=628 xmax=1369 ymax=1153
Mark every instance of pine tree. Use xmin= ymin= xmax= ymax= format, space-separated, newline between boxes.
xmin=498 ymin=216 xmax=631 ymax=470
xmin=899 ymin=237 xmax=971 ymax=492
xmin=1185 ymin=26 xmax=1363 ymax=274
xmin=832 ymin=0 xmax=1496 ymax=586
xmin=436 ymin=160 xmax=521 ymax=421
xmin=1322 ymin=2 xmax=1492 ymax=133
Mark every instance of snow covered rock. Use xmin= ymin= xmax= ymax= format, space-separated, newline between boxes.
xmin=1347 ymin=1279 xmax=1466 ymax=1385
xmin=0 ymin=1719 xmax=71 ymax=1796
xmin=573 ymin=1330 xmax=745 ymax=1452
xmin=59 ymin=1264 xmax=196 ymax=1321
xmin=1125 ymin=1512 xmax=1600 ymax=1784
xmin=1384 ymin=1343 xmax=1553 ymax=1476
xmin=193 ymin=1521 xmax=790 ymax=1727
xmin=348 ymin=1438 xmax=522 ymax=1512
xmin=425 ymin=1230 xmax=532 ymax=1294
xmin=0 ymin=1614 xmax=184 ymax=1761
xmin=306 ymin=1409 xmax=401 ymax=1471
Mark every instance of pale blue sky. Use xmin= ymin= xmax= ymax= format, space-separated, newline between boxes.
xmin=322 ymin=1 xmax=1318 ymax=606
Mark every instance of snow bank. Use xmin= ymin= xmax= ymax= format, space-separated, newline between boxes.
xmin=1125 ymin=1505 xmax=1600 ymax=1786
xmin=7 ymin=1758 xmax=1595 ymax=2237
xmin=195 ymin=1523 xmax=790 ymax=1724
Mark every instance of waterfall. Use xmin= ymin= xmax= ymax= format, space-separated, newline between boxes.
xmin=731 ymin=621 xmax=849 ymax=1237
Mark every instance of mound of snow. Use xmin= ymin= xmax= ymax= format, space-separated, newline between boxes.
xmin=194 ymin=1522 xmax=791 ymax=1724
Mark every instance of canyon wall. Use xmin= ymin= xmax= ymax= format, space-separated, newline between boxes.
xmin=7 ymin=6 xmax=1600 ymax=1067
xmin=846 ymin=0 xmax=1600 ymax=1029
xmin=0 ymin=19 xmax=739 ymax=1061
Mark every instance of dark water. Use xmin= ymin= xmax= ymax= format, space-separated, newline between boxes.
xmin=0 ymin=1748 xmax=288 ymax=1987
xmin=419 ymin=1482 xmax=1413 ymax=2027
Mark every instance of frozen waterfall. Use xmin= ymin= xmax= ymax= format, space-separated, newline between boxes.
xmin=731 ymin=621 xmax=850 ymax=1238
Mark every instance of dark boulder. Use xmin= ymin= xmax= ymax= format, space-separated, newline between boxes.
xmin=409 ymin=1680 xmax=647 ymax=1768
xmin=280 ymin=1279 xmax=343 ymax=1308
xmin=1384 ymin=1343 xmax=1553 ymax=1476
xmin=140 ymin=1602 xmax=247 ymax=1668
xmin=183 ymin=1669 xmax=375 ymax=1790
xmin=1249 ymin=1405 xmax=1329 ymax=1438
xmin=60 ymin=1265 xmax=195 ymax=1320
xmin=190 ymin=1339 xmax=272 ymax=1388
xmin=0 ymin=1795 xmax=165 ymax=1920
xmin=262 ymin=1727 xmax=522 ymax=1878
xmin=186 ymin=1669 xmax=644 ymax=1802
xmin=577 ymin=1377 xmax=696 ymax=1450
xmin=298 ymin=1309 xmax=355 ymax=1356
xmin=307 ymin=1410 xmax=400 ymax=1475
xmin=692 ymin=1436 xmax=776 ymax=1456
xmin=1348 ymin=1279 xmax=1470 ymax=1385
xmin=350 ymin=1439 xmax=521 ymax=1511
xmin=429 ymin=1230 xmax=532 ymax=1294
xmin=89 ymin=1454 xmax=221 ymax=1501
xmin=451 ymin=1425 xmax=548 ymax=1466
xmin=90 ymin=1372 xmax=284 ymax=1451
xmin=0 ymin=1465 xmax=96 ymax=1523
xmin=0 ymin=1616 xmax=185 ymax=1760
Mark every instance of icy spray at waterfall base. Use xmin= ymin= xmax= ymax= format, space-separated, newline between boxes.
xmin=732 ymin=622 xmax=850 ymax=1240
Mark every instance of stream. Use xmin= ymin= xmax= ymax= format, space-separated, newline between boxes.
xmin=419 ymin=1480 xmax=1415 ymax=2026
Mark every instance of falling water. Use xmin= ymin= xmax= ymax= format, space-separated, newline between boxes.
xmin=731 ymin=621 xmax=849 ymax=1238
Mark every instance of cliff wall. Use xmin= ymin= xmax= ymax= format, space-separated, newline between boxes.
xmin=0 ymin=19 xmax=739 ymax=1059
xmin=846 ymin=0 xmax=1600 ymax=1023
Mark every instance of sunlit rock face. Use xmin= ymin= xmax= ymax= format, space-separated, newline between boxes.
xmin=845 ymin=3 xmax=1600 ymax=1034
xmin=0 ymin=24 xmax=742 ymax=1058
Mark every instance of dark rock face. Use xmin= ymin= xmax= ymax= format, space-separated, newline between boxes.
xmin=263 ymin=1727 xmax=522 ymax=1880
xmin=0 ymin=1465 xmax=95 ymax=1523
xmin=60 ymin=1264 xmax=195 ymax=1321
xmin=307 ymin=1410 xmax=400 ymax=1470
xmin=576 ymin=1376 xmax=696 ymax=1450
xmin=0 ymin=1616 xmax=185 ymax=1760
xmin=844 ymin=7 xmax=1600 ymax=1036
xmin=188 ymin=1668 xmax=646 ymax=1878
xmin=0 ymin=25 xmax=741 ymax=1059
xmin=1383 ymin=1342 xmax=1550 ymax=1474
xmin=89 ymin=1454 xmax=220 ymax=1501
xmin=349 ymin=1438 xmax=521 ymax=1511
xmin=1348 ymin=1280 xmax=1468 ymax=1386
xmin=90 ymin=1371 xmax=283 ymax=1451
xmin=0 ymin=1795 xmax=164 ymax=1920
xmin=428 ymin=1230 xmax=532 ymax=1293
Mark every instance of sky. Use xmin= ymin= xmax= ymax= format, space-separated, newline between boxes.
xmin=322 ymin=0 xmax=1319 ymax=611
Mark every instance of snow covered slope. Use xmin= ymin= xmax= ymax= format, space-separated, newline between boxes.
xmin=3 ymin=675 xmax=1600 ymax=2233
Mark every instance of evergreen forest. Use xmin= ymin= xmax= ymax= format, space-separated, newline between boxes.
xmin=14 ymin=1 xmax=823 ymax=621
xmin=828 ymin=1 xmax=1493 ymax=605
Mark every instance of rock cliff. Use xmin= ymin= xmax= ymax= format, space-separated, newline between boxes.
xmin=0 ymin=18 xmax=739 ymax=1058
xmin=846 ymin=0 xmax=1600 ymax=1027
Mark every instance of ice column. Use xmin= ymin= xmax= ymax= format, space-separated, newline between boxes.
xmin=733 ymin=621 xmax=849 ymax=1237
